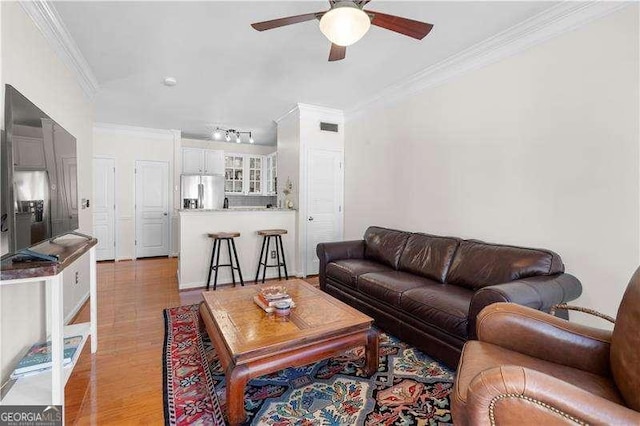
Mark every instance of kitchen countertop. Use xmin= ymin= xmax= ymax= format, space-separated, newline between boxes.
xmin=179 ymin=207 xmax=296 ymax=213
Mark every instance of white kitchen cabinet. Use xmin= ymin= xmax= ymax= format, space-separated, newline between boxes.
xmin=247 ymin=156 xmax=263 ymax=194
xmin=224 ymin=153 xmax=267 ymax=195
xmin=224 ymin=154 xmax=245 ymax=194
xmin=204 ymin=149 xmax=224 ymax=174
xmin=182 ymin=147 xmax=203 ymax=173
xmin=13 ymin=136 xmax=46 ymax=170
xmin=182 ymin=148 xmax=224 ymax=174
xmin=265 ymin=153 xmax=277 ymax=195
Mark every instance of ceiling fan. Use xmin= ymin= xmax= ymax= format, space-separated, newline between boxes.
xmin=251 ymin=0 xmax=433 ymax=62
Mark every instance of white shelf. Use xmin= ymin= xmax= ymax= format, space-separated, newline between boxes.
xmin=1 ymin=323 xmax=91 ymax=406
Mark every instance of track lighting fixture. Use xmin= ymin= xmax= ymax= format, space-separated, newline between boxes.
xmin=212 ymin=127 xmax=255 ymax=144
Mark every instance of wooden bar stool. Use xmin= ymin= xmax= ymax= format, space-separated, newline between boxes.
xmin=255 ymin=229 xmax=288 ymax=283
xmin=206 ymin=232 xmax=244 ymax=290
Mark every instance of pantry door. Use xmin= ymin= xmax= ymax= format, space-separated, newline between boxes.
xmin=135 ymin=160 xmax=170 ymax=258
xmin=305 ymin=148 xmax=343 ymax=275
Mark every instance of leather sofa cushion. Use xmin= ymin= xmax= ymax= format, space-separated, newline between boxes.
xmin=400 ymin=285 xmax=473 ymax=338
xmin=455 ymin=341 xmax=625 ymax=407
xmin=363 ymin=226 xmax=410 ymax=269
xmin=446 ymin=240 xmax=564 ymax=290
xmin=399 ymin=233 xmax=460 ymax=283
xmin=358 ymin=271 xmax=437 ymax=307
xmin=326 ymin=259 xmax=392 ymax=288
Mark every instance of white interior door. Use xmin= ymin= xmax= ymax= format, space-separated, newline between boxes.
xmin=305 ymin=148 xmax=343 ymax=275
xmin=93 ymin=158 xmax=115 ymax=260
xmin=135 ymin=160 xmax=170 ymax=258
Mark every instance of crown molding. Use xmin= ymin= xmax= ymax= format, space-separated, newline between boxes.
xmin=274 ymin=105 xmax=299 ymax=124
xmin=19 ymin=0 xmax=100 ymax=99
xmin=275 ymin=103 xmax=344 ymax=124
xmin=346 ymin=1 xmax=631 ymax=120
xmin=94 ymin=122 xmax=180 ymax=140
xmin=297 ymin=103 xmax=344 ymax=118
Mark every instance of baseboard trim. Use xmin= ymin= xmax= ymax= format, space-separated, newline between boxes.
xmin=65 ymin=291 xmax=89 ymax=325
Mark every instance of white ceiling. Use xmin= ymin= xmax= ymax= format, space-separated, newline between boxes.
xmin=54 ymin=1 xmax=556 ymax=145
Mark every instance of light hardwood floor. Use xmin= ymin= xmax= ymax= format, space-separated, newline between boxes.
xmin=66 ymin=257 xmax=317 ymax=424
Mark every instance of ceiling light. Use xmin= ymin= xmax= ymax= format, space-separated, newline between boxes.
xmin=163 ymin=77 xmax=177 ymax=86
xmin=212 ymin=126 xmax=254 ymax=144
xmin=319 ymin=2 xmax=371 ymax=47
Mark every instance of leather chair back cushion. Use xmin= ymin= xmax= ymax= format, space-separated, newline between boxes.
xmin=610 ymin=266 xmax=640 ymax=411
xmin=398 ymin=233 xmax=460 ymax=283
xmin=446 ymin=240 xmax=564 ymax=290
xmin=363 ymin=227 xmax=410 ymax=269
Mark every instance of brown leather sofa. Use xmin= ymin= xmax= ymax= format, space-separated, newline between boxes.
xmin=451 ymin=267 xmax=640 ymax=425
xmin=316 ymin=226 xmax=582 ymax=367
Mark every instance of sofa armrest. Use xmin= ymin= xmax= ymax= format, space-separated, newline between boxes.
xmin=476 ymin=303 xmax=612 ymax=376
xmin=463 ymin=366 xmax=639 ymax=426
xmin=316 ymin=240 xmax=365 ymax=290
xmin=467 ymin=273 xmax=582 ymax=339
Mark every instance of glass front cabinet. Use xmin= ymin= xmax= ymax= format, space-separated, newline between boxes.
xmin=265 ymin=153 xmax=277 ymax=195
xmin=224 ymin=152 xmax=276 ymax=196
xmin=224 ymin=154 xmax=244 ymax=194
xmin=247 ymin=156 xmax=262 ymax=194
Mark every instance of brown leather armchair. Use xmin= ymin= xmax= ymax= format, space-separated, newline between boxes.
xmin=452 ymin=267 xmax=640 ymax=425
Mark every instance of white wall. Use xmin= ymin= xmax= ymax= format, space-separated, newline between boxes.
xmin=344 ymin=6 xmax=639 ymax=327
xmin=276 ymin=104 xmax=345 ymax=275
xmin=276 ymin=111 xmax=301 ymax=209
xmin=0 ymin=2 xmax=95 ymax=382
xmin=93 ymin=126 xmax=176 ymax=259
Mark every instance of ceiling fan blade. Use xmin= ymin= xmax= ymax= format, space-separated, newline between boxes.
xmin=251 ymin=12 xmax=323 ymax=31
xmin=328 ymin=43 xmax=346 ymax=62
xmin=367 ymin=10 xmax=433 ymax=40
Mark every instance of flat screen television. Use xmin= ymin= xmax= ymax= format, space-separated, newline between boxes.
xmin=1 ymin=85 xmax=79 ymax=258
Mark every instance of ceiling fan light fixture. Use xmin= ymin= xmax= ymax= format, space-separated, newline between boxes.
xmin=319 ymin=3 xmax=371 ymax=47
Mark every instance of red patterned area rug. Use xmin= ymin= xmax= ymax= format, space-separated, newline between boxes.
xmin=163 ymin=304 xmax=454 ymax=425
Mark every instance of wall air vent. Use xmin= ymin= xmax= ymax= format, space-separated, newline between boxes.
xmin=320 ymin=122 xmax=339 ymax=133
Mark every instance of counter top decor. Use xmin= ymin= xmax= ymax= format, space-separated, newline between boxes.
xmin=282 ymin=177 xmax=294 ymax=209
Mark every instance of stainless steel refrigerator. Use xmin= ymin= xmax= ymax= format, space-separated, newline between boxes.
xmin=12 ymin=170 xmax=50 ymax=249
xmin=181 ymin=174 xmax=225 ymax=209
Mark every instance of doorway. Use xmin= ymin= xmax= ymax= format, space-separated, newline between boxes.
xmin=93 ymin=157 xmax=116 ymax=260
xmin=135 ymin=160 xmax=170 ymax=258
xmin=305 ymin=148 xmax=343 ymax=275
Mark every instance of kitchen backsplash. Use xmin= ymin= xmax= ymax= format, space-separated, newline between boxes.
xmin=227 ymin=195 xmax=277 ymax=207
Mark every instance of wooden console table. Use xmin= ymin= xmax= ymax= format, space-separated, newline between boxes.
xmin=0 ymin=235 xmax=98 ymax=411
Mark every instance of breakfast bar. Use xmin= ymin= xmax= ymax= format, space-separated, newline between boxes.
xmin=178 ymin=208 xmax=296 ymax=289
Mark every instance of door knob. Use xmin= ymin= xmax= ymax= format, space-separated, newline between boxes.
xmin=308 ymin=216 xmax=314 ymax=221
xmin=163 ymin=212 xmax=168 ymax=216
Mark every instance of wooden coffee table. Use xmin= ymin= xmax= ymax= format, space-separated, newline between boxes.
xmin=200 ymin=278 xmax=378 ymax=425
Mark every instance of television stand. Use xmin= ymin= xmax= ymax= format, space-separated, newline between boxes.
xmin=0 ymin=236 xmax=98 ymax=412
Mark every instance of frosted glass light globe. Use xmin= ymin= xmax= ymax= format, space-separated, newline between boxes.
xmin=319 ymin=3 xmax=371 ymax=47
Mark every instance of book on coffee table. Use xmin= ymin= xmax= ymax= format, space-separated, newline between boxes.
xmin=256 ymin=292 xmax=292 ymax=307
xmin=253 ymin=295 xmax=295 ymax=313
